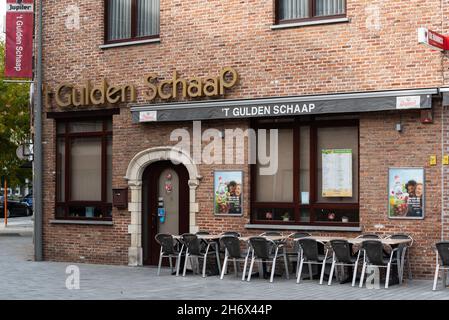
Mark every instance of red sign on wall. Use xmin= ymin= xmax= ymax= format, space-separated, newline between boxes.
xmin=5 ymin=0 xmax=34 ymax=79
xmin=418 ymin=27 xmax=449 ymax=51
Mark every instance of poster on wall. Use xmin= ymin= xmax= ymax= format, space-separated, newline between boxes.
xmin=322 ymin=149 xmax=353 ymax=197
xmin=214 ymin=171 xmax=243 ymax=215
xmin=388 ymin=168 xmax=425 ymax=220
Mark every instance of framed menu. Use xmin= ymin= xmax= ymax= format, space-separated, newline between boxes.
xmin=322 ymin=149 xmax=353 ymax=197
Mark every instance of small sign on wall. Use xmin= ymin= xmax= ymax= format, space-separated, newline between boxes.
xmin=388 ymin=168 xmax=425 ymax=220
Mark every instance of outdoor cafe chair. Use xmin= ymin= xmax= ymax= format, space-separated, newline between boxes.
xmin=181 ymin=233 xmax=222 ymax=278
xmin=432 ymin=242 xmax=449 ymax=291
xmin=286 ymin=232 xmax=312 ymax=277
xmin=247 ymin=236 xmax=290 ymax=283
xmin=328 ymin=239 xmax=361 ymax=287
xmin=155 ymin=233 xmax=184 ymax=276
xmin=384 ymin=233 xmax=414 ymax=282
xmin=219 ymin=235 xmax=250 ymax=281
xmin=296 ymin=238 xmax=331 ymax=285
xmin=359 ymin=240 xmax=400 ymax=289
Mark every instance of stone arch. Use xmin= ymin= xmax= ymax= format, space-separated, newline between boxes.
xmin=125 ymin=146 xmax=201 ymax=266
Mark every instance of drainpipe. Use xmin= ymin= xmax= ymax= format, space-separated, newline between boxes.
xmin=33 ymin=0 xmax=43 ymax=261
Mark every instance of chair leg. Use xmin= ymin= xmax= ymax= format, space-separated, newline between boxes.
xmin=385 ymin=263 xmax=391 ymax=289
xmin=270 ymin=255 xmax=277 ymax=283
xmin=220 ymin=255 xmax=228 ymax=280
xmin=202 ymin=255 xmax=207 ymax=278
xmin=295 ymin=252 xmax=301 ymax=278
xmin=157 ymin=253 xmax=163 ymax=276
xmin=283 ymin=253 xmax=290 ymax=280
xmin=169 ymin=257 xmax=173 ymax=274
xmin=247 ymin=257 xmax=255 ymax=282
xmin=233 ymin=259 xmax=238 ymax=277
xmin=351 ymin=262 xmax=358 ymax=287
xmin=242 ymin=253 xmax=249 ymax=281
xmin=319 ymin=259 xmax=327 ymax=285
xmin=328 ymin=261 xmax=336 ymax=286
xmin=359 ymin=262 xmax=367 ymax=288
xmin=175 ymin=252 xmax=182 ymax=277
xmin=433 ymin=264 xmax=440 ymax=291
xmin=182 ymin=254 xmax=189 ymax=277
xmin=296 ymin=259 xmax=304 ymax=284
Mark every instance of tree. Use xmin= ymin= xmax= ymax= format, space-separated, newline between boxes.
xmin=0 ymin=42 xmax=32 ymax=188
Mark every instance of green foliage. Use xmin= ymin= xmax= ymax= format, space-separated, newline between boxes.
xmin=0 ymin=42 xmax=32 ymax=186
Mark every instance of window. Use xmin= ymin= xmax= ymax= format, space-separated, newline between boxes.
xmin=56 ymin=119 xmax=113 ymax=220
xmin=276 ymin=0 xmax=346 ymax=24
xmin=105 ymin=0 xmax=160 ymax=43
xmin=251 ymin=118 xmax=359 ymax=226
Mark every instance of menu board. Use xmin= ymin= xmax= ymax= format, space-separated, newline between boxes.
xmin=322 ymin=149 xmax=353 ymax=197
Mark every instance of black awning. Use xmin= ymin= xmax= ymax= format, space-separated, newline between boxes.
xmin=131 ymin=88 xmax=437 ymax=123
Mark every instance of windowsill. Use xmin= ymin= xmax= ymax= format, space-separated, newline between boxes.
xmin=271 ymin=17 xmax=350 ymax=30
xmin=99 ymin=38 xmax=161 ymax=49
xmin=50 ymin=219 xmax=113 ymax=226
xmin=244 ymin=224 xmax=361 ymax=232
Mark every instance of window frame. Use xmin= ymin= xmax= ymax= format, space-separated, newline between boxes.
xmin=55 ymin=118 xmax=113 ymax=221
xmin=104 ymin=0 xmax=160 ymax=45
xmin=274 ymin=0 xmax=347 ymax=25
xmin=250 ymin=117 xmax=359 ymax=227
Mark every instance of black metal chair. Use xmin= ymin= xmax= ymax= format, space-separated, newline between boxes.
xmin=181 ymin=233 xmax=221 ymax=278
xmin=286 ymin=232 xmax=312 ymax=277
xmin=359 ymin=240 xmax=400 ymax=289
xmin=247 ymin=236 xmax=290 ymax=283
xmin=155 ymin=233 xmax=184 ymax=276
xmin=328 ymin=239 xmax=361 ymax=286
xmin=433 ymin=242 xmax=449 ymax=291
xmin=296 ymin=238 xmax=331 ymax=284
xmin=219 ymin=235 xmax=250 ymax=281
xmin=196 ymin=231 xmax=210 ymax=235
xmin=384 ymin=233 xmax=414 ymax=282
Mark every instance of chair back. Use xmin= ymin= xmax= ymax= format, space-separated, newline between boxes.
xmin=181 ymin=233 xmax=201 ymax=255
xmin=357 ymin=233 xmax=381 ymax=239
xmin=289 ymin=232 xmax=311 ymax=251
xmin=260 ymin=231 xmax=282 ymax=237
xmin=155 ymin=233 xmax=175 ymax=255
xmin=297 ymin=238 xmax=319 ymax=262
xmin=362 ymin=240 xmax=385 ymax=265
xmin=196 ymin=231 xmax=210 ymax=235
xmin=222 ymin=231 xmax=241 ymax=237
xmin=221 ymin=235 xmax=242 ymax=258
xmin=436 ymin=242 xmax=449 ymax=266
xmin=330 ymin=240 xmax=352 ymax=264
xmin=249 ymin=237 xmax=271 ymax=259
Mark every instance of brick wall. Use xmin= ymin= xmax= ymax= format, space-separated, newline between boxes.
xmin=39 ymin=0 xmax=449 ymax=277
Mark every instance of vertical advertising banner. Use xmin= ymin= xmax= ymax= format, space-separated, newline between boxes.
xmin=5 ymin=0 xmax=34 ymax=79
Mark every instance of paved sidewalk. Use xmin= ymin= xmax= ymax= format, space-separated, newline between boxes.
xmin=0 ymin=216 xmax=33 ymax=236
xmin=1 ymin=235 xmax=448 ymax=300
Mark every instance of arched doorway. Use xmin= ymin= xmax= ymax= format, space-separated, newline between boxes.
xmin=142 ymin=161 xmax=189 ymax=265
xmin=125 ymin=146 xmax=201 ymax=266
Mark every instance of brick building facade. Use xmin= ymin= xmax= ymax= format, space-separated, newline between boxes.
xmin=38 ymin=0 xmax=449 ymax=278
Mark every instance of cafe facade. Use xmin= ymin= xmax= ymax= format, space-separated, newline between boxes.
xmin=39 ymin=0 xmax=449 ymax=278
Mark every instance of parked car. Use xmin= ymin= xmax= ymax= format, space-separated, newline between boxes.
xmin=0 ymin=192 xmax=32 ymax=217
xmin=22 ymin=193 xmax=33 ymax=209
